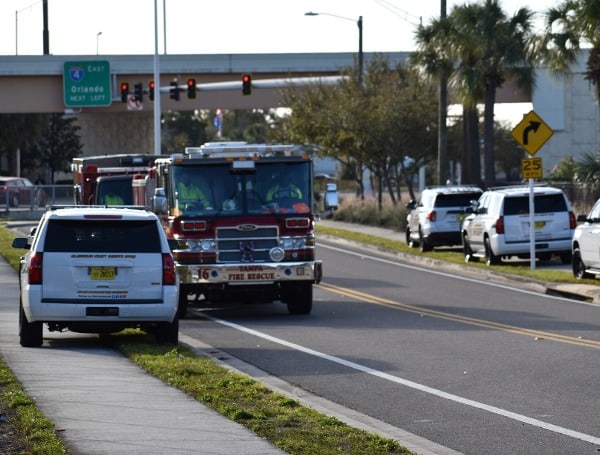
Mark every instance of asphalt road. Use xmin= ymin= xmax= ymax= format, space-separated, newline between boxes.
xmin=4 ymin=220 xmax=600 ymax=454
xmin=181 ymin=237 xmax=600 ymax=455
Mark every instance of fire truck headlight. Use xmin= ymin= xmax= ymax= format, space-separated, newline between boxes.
xmin=269 ymin=247 xmax=285 ymax=262
xmin=200 ymin=240 xmax=216 ymax=252
xmin=280 ymin=237 xmax=310 ymax=249
xmin=184 ymin=239 xmax=216 ymax=252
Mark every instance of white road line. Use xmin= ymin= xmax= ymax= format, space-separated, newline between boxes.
xmin=203 ymin=312 xmax=600 ymax=446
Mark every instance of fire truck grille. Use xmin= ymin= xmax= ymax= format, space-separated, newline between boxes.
xmin=216 ymin=226 xmax=279 ymax=263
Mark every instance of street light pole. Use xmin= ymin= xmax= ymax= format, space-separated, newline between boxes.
xmin=305 ymin=12 xmax=363 ymax=83
xmin=357 ymin=15 xmax=363 ymax=83
xmin=96 ymin=31 xmax=102 ymax=55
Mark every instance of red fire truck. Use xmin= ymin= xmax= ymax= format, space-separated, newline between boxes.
xmin=72 ymin=154 xmax=158 ymax=205
xmin=136 ymin=142 xmax=338 ymax=316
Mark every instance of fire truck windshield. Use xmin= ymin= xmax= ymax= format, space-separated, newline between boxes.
xmin=170 ymin=162 xmax=311 ymax=215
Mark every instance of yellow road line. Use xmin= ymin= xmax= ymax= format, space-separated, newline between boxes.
xmin=318 ymin=282 xmax=600 ymax=349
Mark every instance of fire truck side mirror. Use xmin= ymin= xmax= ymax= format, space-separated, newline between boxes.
xmin=324 ymin=183 xmax=339 ymax=211
xmin=153 ymin=188 xmax=168 ymax=214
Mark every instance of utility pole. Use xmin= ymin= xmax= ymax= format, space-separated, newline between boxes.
xmin=42 ymin=0 xmax=49 ymax=55
xmin=437 ymin=0 xmax=448 ymax=185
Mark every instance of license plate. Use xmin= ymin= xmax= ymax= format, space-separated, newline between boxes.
xmin=534 ymin=221 xmax=545 ymax=229
xmin=90 ymin=267 xmax=116 ymax=280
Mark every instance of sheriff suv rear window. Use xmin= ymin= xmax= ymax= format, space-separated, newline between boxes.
xmin=43 ymin=220 xmax=161 ymax=253
xmin=503 ymin=194 xmax=567 ymax=216
xmin=434 ymin=193 xmax=482 ymax=208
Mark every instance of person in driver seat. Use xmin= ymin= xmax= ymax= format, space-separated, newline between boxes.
xmin=265 ymin=169 xmax=303 ymax=202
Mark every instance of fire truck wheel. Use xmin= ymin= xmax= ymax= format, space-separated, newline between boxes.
xmin=286 ymin=283 xmax=313 ymax=315
xmin=177 ymin=292 xmax=189 ymax=319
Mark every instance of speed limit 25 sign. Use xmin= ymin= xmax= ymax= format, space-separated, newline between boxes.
xmin=521 ymin=157 xmax=542 ymax=179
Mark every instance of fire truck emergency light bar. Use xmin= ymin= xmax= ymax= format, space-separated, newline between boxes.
xmin=184 ymin=143 xmax=302 ymax=158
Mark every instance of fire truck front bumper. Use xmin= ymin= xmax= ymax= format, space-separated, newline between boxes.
xmin=177 ymin=260 xmax=323 ymax=285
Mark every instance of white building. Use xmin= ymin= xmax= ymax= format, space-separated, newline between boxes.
xmin=533 ymin=50 xmax=600 ymax=173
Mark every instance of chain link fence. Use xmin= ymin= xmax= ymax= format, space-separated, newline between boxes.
xmin=1 ymin=185 xmax=74 ymax=217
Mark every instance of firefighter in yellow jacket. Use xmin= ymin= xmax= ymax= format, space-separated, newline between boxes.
xmin=177 ymin=173 xmax=211 ymax=210
xmin=265 ymin=168 xmax=303 ymax=202
xmin=104 ymin=192 xmax=124 ymax=205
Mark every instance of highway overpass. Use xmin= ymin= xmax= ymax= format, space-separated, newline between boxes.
xmin=3 ymin=52 xmax=598 ymax=180
xmin=0 ymin=53 xmax=531 ymax=113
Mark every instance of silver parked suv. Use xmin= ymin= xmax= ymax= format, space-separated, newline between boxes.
xmin=12 ymin=206 xmax=180 ymax=347
xmin=406 ymin=186 xmax=483 ymax=252
xmin=461 ymin=186 xmax=576 ymax=266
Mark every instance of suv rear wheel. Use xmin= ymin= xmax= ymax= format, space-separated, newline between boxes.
xmin=156 ymin=318 xmax=179 ymax=344
xmin=572 ymin=248 xmax=593 ymax=279
xmin=419 ymin=227 xmax=433 ymax=252
xmin=19 ymin=301 xmax=42 ymax=347
xmin=484 ymin=237 xmax=500 ymax=266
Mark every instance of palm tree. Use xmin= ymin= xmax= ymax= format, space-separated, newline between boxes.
xmin=413 ymin=16 xmax=455 ymax=185
xmin=451 ymin=0 xmax=536 ymax=187
xmin=540 ymin=0 xmax=600 ymax=101
xmin=414 ymin=1 xmax=536 ymax=188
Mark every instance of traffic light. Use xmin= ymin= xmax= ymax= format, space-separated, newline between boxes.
xmin=148 ymin=81 xmax=155 ymax=101
xmin=134 ymin=83 xmax=143 ymax=102
xmin=169 ymin=80 xmax=179 ymax=101
xmin=242 ymin=73 xmax=252 ymax=95
xmin=120 ymin=82 xmax=129 ymax=103
xmin=187 ymin=78 xmax=196 ymax=99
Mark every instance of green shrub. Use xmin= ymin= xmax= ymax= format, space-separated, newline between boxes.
xmin=332 ymin=196 xmax=408 ymax=231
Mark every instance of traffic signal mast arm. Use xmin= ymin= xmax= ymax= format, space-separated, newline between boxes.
xmin=119 ymin=76 xmax=346 ymax=102
xmin=153 ymin=76 xmax=346 ymax=96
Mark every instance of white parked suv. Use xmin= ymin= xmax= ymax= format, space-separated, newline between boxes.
xmin=461 ymin=186 xmax=576 ymax=266
xmin=406 ymin=186 xmax=483 ymax=251
xmin=572 ymin=198 xmax=600 ymax=279
xmin=12 ymin=206 xmax=180 ymax=347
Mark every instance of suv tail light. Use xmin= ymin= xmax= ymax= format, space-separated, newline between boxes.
xmin=569 ymin=211 xmax=576 ymax=229
xmin=495 ymin=216 xmax=505 ymax=234
xmin=426 ymin=211 xmax=437 ymax=222
xmin=162 ymin=253 xmax=176 ymax=285
xmin=28 ymin=252 xmax=43 ymax=284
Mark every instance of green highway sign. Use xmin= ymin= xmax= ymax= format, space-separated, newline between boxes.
xmin=63 ymin=60 xmax=112 ymax=107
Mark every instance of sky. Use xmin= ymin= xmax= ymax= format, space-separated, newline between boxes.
xmin=2 ymin=0 xmax=558 ymax=56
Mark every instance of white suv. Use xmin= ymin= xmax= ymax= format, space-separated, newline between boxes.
xmin=461 ymin=186 xmax=576 ymax=266
xmin=406 ymin=186 xmax=483 ymax=251
xmin=12 ymin=206 xmax=179 ymax=347
xmin=572 ymin=198 xmax=600 ymax=279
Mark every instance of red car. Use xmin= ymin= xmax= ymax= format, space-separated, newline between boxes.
xmin=0 ymin=177 xmax=47 ymax=208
